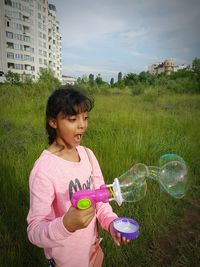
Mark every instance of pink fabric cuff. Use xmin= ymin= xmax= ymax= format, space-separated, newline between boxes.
xmin=103 ymin=215 xmax=118 ymax=232
xmin=50 ymin=215 xmax=73 ymax=240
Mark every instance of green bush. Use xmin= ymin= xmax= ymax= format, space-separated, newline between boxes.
xmin=37 ymin=68 xmax=61 ymax=89
xmin=5 ymin=70 xmax=20 ymax=85
xmin=130 ymin=83 xmax=145 ymax=95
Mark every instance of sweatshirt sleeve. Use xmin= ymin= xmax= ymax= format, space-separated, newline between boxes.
xmin=27 ymin=170 xmax=72 ymax=248
xmin=87 ymin=149 xmax=118 ymax=231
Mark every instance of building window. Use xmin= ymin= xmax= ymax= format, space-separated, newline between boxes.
xmin=8 ymin=62 xmax=15 ymax=69
xmin=6 ymin=31 xmax=13 ymax=39
xmin=23 ymin=35 xmax=30 ymax=42
xmin=7 ymin=42 xmax=14 ymax=49
xmin=7 ymin=52 xmax=14 ymax=59
xmin=5 ymin=0 xmax=12 ymax=6
xmin=15 ymin=53 xmax=23 ymax=60
xmin=15 ymin=64 xmax=23 ymax=70
xmin=14 ymin=33 xmax=23 ymax=41
xmin=14 ymin=43 xmax=22 ymax=50
xmin=12 ymin=22 xmax=22 ymax=31
xmin=12 ymin=2 xmax=21 ymax=10
xmin=24 ymin=55 xmax=31 ymax=61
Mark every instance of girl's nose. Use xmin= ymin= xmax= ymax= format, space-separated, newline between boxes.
xmin=78 ymin=118 xmax=86 ymax=128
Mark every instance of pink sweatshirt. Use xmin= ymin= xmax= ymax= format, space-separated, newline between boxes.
xmin=27 ymin=146 xmax=118 ymax=267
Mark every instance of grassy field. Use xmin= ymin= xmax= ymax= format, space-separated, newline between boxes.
xmin=0 ymin=84 xmax=200 ymax=267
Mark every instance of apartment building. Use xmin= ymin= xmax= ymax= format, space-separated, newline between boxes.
xmin=148 ymin=60 xmax=175 ymax=75
xmin=0 ymin=0 xmax=62 ymax=81
xmin=148 ymin=59 xmax=189 ymax=75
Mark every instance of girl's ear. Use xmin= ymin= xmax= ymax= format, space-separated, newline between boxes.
xmin=48 ymin=118 xmax=57 ymax=129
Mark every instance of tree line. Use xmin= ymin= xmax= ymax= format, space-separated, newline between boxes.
xmin=77 ymin=58 xmax=200 ymax=94
xmin=1 ymin=58 xmax=200 ymax=94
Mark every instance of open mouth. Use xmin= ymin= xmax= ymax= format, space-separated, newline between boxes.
xmin=74 ymin=134 xmax=83 ymax=142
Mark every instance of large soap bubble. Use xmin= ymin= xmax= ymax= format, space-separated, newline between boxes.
xmin=113 ymin=154 xmax=187 ymax=205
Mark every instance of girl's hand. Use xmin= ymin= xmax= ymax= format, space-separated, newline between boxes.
xmin=109 ymin=221 xmax=130 ymax=246
xmin=63 ymin=206 xmax=96 ymax=232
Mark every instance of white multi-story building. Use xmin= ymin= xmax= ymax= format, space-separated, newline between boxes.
xmin=62 ymin=75 xmax=76 ymax=85
xmin=0 ymin=0 xmax=62 ymax=81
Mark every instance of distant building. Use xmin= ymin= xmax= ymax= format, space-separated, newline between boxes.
xmin=0 ymin=0 xmax=62 ymax=81
xmin=174 ymin=64 xmax=189 ymax=72
xmin=62 ymin=75 xmax=76 ymax=85
xmin=148 ymin=59 xmax=188 ymax=75
xmin=148 ymin=59 xmax=175 ymax=75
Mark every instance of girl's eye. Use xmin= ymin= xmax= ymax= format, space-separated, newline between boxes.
xmin=68 ymin=117 xmax=76 ymax=122
xmin=84 ymin=116 xmax=88 ymax=120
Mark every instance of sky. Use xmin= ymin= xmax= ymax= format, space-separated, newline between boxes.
xmin=50 ymin=0 xmax=200 ymax=82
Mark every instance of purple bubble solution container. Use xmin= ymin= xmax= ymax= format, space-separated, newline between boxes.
xmin=113 ymin=217 xmax=139 ymax=240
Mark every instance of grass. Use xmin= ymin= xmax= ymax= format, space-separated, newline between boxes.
xmin=0 ymin=84 xmax=200 ymax=266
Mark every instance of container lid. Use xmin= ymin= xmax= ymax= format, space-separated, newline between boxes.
xmin=113 ymin=217 xmax=139 ymax=240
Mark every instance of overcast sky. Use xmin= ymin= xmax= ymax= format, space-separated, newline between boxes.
xmin=50 ymin=0 xmax=200 ymax=82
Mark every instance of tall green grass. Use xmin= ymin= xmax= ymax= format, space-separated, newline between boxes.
xmin=0 ymin=84 xmax=200 ymax=266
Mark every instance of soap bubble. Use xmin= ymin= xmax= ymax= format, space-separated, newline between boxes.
xmin=118 ymin=163 xmax=148 ymax=202
xmin=157 ymin=154 xmax=187 ymax=198
xmin=114 ymin=154 xmax=187 ymax=203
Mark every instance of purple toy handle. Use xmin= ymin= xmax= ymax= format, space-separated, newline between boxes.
xmin=71 ymin=185 xmax=110 ymax=209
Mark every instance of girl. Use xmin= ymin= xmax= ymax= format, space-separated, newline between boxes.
xmin=27 ymin=87 xmax=129 ymax=267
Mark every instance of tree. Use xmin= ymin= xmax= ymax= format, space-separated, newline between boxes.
xmin=81 ymin=75 xmax=88 ymax=84
xmin=110 ymin=77 xmax=114 ymax=86
xmin=37 ymin=67 xmax=61 ymax=88
xmin=77 ymin=77 xmax=82 ymax=84
xmin=192 ymin=58 xmax=200 ymax=75
xmin=124 ymin=72 xmax=139 ymax=86
xmin=192 ymin=58 xmax=200 ymax=88
xmin=138 ymin=71 xmax=155 ymax=85
xmin=118 ymin=72 xmax=122 ymax=82
xmin=89 ymin=73 xmax=94 ymax=86
xmin=95 ymin=74 xmax=103 ymax=85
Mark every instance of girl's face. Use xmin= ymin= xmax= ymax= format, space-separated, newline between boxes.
xmin=49 ymin=111 xmax=88 ymax=149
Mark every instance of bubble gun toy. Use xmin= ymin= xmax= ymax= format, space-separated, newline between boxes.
xmin=71 ymin=154 xmax=187 ymax=209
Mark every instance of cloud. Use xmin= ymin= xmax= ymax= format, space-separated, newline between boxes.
xmin=50 ymin=0 xmax=200 ymax=79
xmin=120 ymin=28 xmax=149 ymax=42
xmin=55 ymin=2 xmax=126 ymax=47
